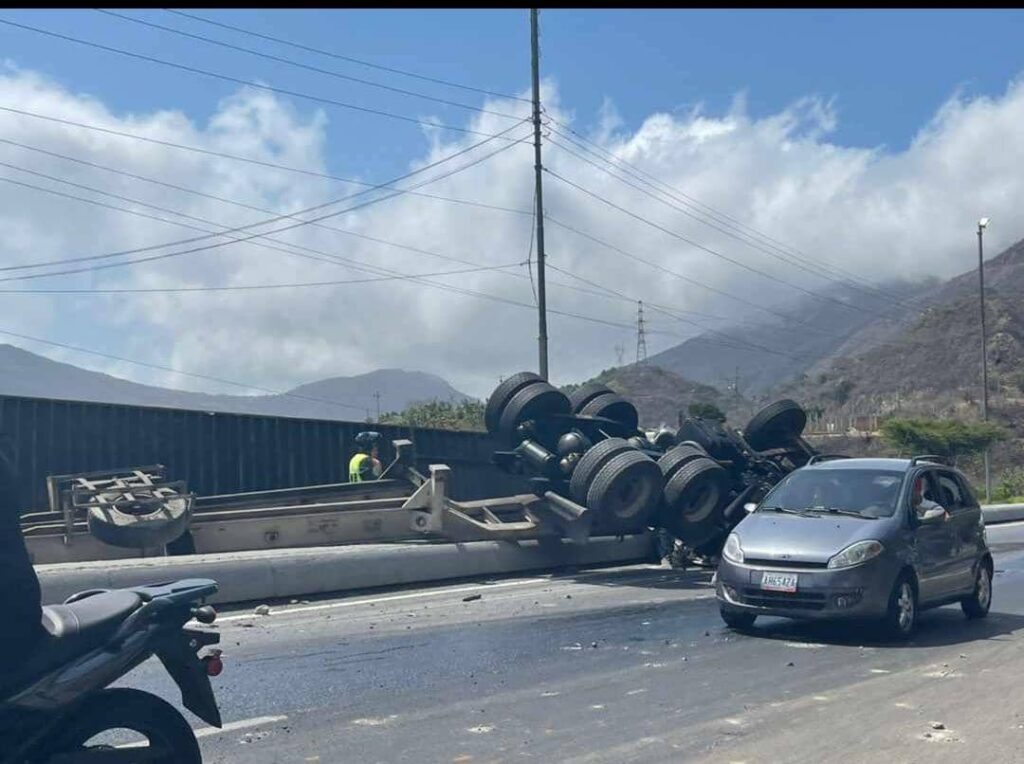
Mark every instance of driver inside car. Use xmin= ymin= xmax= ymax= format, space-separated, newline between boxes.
xmin=911 ymin=475 xmax=949 ymax=521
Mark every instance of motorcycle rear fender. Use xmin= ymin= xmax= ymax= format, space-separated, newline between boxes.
xmin=156 ymin=629 xmax=222 ymax=728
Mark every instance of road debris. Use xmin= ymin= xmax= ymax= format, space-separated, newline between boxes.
xmin=462 ymin=594 xmax=482 ymax=602
xmin=254 ymin=604 xmax=271 ymax=616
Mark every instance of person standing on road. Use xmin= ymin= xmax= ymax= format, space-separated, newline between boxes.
xmin=0 ymin=433 xmax=44 ymax=674
xmin=349 ymin=431 xmax=383 ymax=482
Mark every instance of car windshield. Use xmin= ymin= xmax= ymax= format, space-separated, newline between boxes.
xmin=759 ymin=468 xmax=906 ymax=518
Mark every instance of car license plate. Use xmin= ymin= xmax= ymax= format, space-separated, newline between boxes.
xmin=761 ymin=572 xmax=798 ymax=593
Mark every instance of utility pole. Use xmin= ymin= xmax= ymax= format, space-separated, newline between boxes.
xmin=530 ymin=8 xmax=549 ymax=380
xmin=374 ymin=391 xmax=381 ymax=422
xmin=635 ymin=301 xmax=648 ymax=364
xmin=978 ymin=217 xmax=991 ymax=502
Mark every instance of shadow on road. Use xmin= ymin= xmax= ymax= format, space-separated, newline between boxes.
xmin=563 ymin=565 xmax=714 ymax=592
xmin=739 ymin=607 xmax=1024 ymax=649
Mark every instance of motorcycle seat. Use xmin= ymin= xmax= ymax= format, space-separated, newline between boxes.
xmin=2 ymin=591 xmax=142 ymax=698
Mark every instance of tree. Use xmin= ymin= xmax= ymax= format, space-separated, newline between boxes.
xmin=379 ymin=399 xmax=485 ymax=432
xmin=688 ymin=402 xmax=726 ymax=422
xmin=880 ymin=417 xmax=1006 ymax=464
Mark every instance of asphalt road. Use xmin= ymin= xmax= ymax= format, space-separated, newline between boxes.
xmin=124 ymin=522 xmax=1024 ymax=763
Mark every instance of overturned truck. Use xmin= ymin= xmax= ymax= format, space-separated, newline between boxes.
xmin=485 ymin=372 xmax=819 ymax=560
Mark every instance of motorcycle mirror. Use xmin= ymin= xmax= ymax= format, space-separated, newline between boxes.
xmin=192 ymin=605 xmax=217 ymax=624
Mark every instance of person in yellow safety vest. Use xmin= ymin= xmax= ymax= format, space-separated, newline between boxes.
xmin=349 ymin=431 xmax=383 ymax=482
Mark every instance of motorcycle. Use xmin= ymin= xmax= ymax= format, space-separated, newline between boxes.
xmin=1 ymin=578 xmax=224 ymax=763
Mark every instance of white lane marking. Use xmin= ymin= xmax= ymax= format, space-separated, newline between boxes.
xmin=116 ymin=715 xmax=288 ymax=747
xmin=218 ymin=578 xmax=550 ymax=622
xmin=196 ymin=715 xmax=288 ymax=739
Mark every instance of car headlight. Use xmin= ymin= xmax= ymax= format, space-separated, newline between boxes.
xmin=723 ymin=533 xmax=744 ymax=564
xmin=827 ymin=540 xmax=884 ymax=570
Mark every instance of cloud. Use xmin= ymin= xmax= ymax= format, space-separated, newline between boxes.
xmin=1 ymin=66 xmax=1023 ymax=402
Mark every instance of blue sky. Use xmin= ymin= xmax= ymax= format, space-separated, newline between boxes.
xmin=2 ymin=8 xmax=1023 ymax=179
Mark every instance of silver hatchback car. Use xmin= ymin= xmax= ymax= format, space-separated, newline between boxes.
xmin=715 ymin=456 xmax=993 ymax=638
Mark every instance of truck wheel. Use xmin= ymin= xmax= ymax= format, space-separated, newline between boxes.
xmin=87 ymin=495 xmax=192 ymax=549
xmin=585 ymin=450 xmax=662 ymax=531
xmin=660 ymin=458 xmax=729 ymax=546
xmin=497 ymin=382 xmax=571 ymax=445
xmin=568 ymin=382 xmax=614 ymax=413
xmin=485 ymin=372 xmax=542 ymax=435
xmin=743 ymin=399 xmax=807 ymax=452
xmin=579 ymin=392 xmax=639 ymax=431
xmin=569 ymin=438 xmax=634 ymax=502
xmin=657 ymin=443 xmax=709 ymax=482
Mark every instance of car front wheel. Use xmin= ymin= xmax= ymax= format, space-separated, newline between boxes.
xmin=961 ymin=562 xmax=992 ymax=619
xmin=883 ymin=575 xmax=917 ymax=640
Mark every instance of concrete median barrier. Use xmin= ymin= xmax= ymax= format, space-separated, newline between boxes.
xmin=36 ymin=534 xmax=657 ymax=606
xmin=982 ymin=504 xmax=1024 ymax=525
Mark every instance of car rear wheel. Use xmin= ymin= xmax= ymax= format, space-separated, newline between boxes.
xmin=883 ymin=574 xmax=917 ymax=640
xmin=720 ymin=606 xmax=756 ymax=630
xmin=961 ymin=562 xmax=992 ymax=619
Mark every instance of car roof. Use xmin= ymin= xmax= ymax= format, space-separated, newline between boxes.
xmin=802 ymin=457 xmax=917 ymax=472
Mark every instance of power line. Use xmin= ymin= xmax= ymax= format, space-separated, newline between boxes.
xmin=543 ymin=214 xmax=843 ymax=337
xmin=545 ymin=166 xmax=876 ymax=317
xmin=166 ymin=9 xmax=531 ymax=104
xmin=0 ymin=262 xmax=524 ymax=294
xmin=0 ymin=17 xmax=523 ymax=140
xmin=0 ymin=169 xmax=689 ymax=339
xmin=0 ymin=135 xmax=528 ymax=282
xmin=545 ymin=116 xmax=913 ymax=307
xmin=0 ymin=107 xmax=533 ymax=216
xmin=0 ymin=122 xmax=532 ymax=275
xmin=97 ymin=10 xmax=525 ymax=121
xmin=0 ymin=139 xmax=681 ymax=311
xmin=546 ymin=132 xmax=914 ymax=313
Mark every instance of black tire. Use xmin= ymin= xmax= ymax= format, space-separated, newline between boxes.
xmin=744 ymin=399 xmax=807 ymax=452
xmin=720 ymin=606 xmax=756 ymax=630
xmin=658 ymin=443 xmax=709 ymax=482
xmin=497 ymin=382 xmax=571 ymax=444
xmin=87 ymin=496 xmax=192 ymax=549
xmin=661 ymin=458 xmax=729 ymax=545
xmin=882 ymin=573 xmax=917 ymax=640
xmin=961 ymin=561 xmax=993 ymax=619
xmin=46 ymin=688 xmax=201 ymax=764
xmin=568 ymin=382 xmax=614 ymax=414
xmin=585 ymin=450 xmax=662 ymax=531
xmin=485 ymin=372 xmax=542 ymax=435
xmin=569 ymin=438 xmax=634 ymax=502
xmin=651 ymin=427 xmax=678 ymax=452
xmin=579 ymin=392 xmax=640 ymax=431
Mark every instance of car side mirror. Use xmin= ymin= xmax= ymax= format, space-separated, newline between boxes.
xmin=918 ymin=507 xmax=946 ymax=525
xmin=744 ymin=502 xmax=758 ymax=513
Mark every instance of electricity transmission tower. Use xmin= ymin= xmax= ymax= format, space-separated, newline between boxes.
xmin=635 ymin=301 xmax=648 ymax=365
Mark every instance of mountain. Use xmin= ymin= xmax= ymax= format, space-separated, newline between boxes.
xmin=0 ymin=345 xmax=471 ymax=421
xmin=647 ymin=277 xmax=936 ymax=396
xmin=568 ymin=363 xmax=753 ymax=429
xmin=774 ymin=236 xmax=1024 ymax=424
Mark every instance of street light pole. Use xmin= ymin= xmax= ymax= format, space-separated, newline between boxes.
xmin=978 ymin=217 xmax=991 ymax=502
